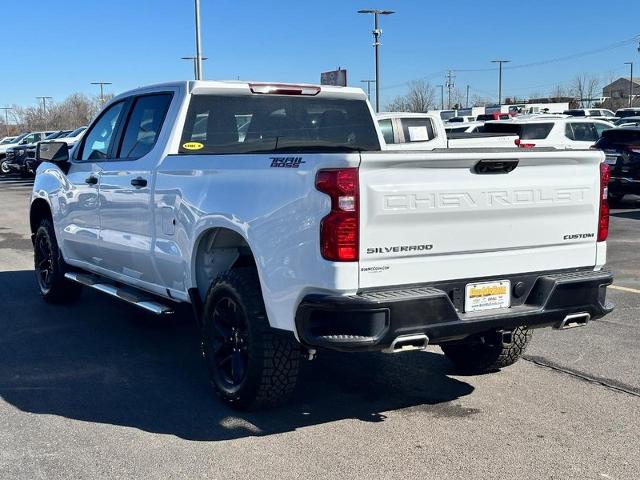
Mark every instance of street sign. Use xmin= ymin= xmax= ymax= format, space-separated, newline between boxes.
xmin=321 ymin=69 xmax=347 ymax=87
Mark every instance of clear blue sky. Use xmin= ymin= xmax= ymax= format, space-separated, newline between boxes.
xmin=2 ymin=0 xmax=639 ymax=108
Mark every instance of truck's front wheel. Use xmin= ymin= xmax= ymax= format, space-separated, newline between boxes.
xmin=441 ymin=327 xmax=532 ymax=373
xmin=201 ymin=268 xmax=300 ymax=410
xmin=33 ymin=218 xmax=82 ymax=303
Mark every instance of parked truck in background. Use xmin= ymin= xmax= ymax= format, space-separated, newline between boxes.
xmin=30 ymin=80 xmax=614 ymax=410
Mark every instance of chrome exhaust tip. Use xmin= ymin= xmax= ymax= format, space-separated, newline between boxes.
xmin=383 ymin=334 xmax=429 ymax=353
xmin=555 ymin=312 xmax=590 ymax=330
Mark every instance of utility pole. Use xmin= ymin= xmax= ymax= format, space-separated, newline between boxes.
xmin=358 ymin=9 xmax=395 ymax=113
xmin=0 ymin=107 xmax=12 ymax=136
xmin=625 ymin=62 xmax=634 ymax=107
xmin=491 ymin=60 xmax=510 ymax=106
xmin=194 ymin=0 xmax=204 ymax=80
xmin=36 ymin=96 xmax=52 ymax=129
xmin=436 ymin=84 xmax=444 ymax=110
xmin=445 ymin=70 xmax=455 ymax=109
xmin=466 ymin=85 xmax=470 ymax=108
xmin=91 ymin=82 xmax=112 ymax=104
xmin=360 ymin=80 xmax=376 ymax=102
xmin=182 ymin=56 xmax=209 ymax=80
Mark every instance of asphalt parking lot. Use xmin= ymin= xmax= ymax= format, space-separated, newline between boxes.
xmin=0 ymin=174 xmax=638 ymax=480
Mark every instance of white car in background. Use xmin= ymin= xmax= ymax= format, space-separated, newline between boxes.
xmin=377 ymin=112 xmax=518 ymax=149
xmin=483 ymin=117 xmax=614 ymax=149
xmin=0 ymin=136 xmax=16 ymax=145
xmin=444 ymin=121 xmax=485 ymax=133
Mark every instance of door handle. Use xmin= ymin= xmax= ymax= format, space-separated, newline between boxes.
xmin=85 ymin=175 xmax=98 ymax=185
xmin=474 ymin=159 xmax=519 ymax=174
xmin=130 ymin=177 xmax=148 ymax=188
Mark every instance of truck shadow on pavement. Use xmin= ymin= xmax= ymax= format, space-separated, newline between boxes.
xmin=0 ymin=270 xmax=474 ymax=442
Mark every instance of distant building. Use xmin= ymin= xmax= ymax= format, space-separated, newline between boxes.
xmin=602 ymin=77 xmax=640 ymax=109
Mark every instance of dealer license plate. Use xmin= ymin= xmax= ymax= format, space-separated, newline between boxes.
xmin=465 ymin=280 xmax=511 ymax=313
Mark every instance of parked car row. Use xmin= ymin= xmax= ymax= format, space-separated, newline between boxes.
xmin=0 ymin=127 xmax=86 ymax=177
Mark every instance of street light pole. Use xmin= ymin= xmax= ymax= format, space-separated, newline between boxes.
xmin=625 ymin=62 xmax=634 ymax=107
xmin=194 ymin=0 xmax=204 ymax=80
xmin=466 ymin=85 xmax=470 ymax=108
xmin=360 ymin=80 xmax=376 ymax=102
xmin=491 ymin=59 xmax=510 ymax=105
xmin=182 ymin=56 xmax=209 ymax=80
xmin=436 ymin=84 xmax=444 ymax=110
xmin=358 ymin=9 xmax=395 ymax=113
xmin=91 ymin=82 xmax=112 ymax=104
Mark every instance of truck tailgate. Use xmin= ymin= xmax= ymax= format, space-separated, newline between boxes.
xmin=358 ymin=149 xmax=603 ymax=289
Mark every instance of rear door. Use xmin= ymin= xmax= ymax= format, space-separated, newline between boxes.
xmin=97 ymin=92 xmax=173 ymax=286
xmin=358 ymin=149 xmax=603 ymax=289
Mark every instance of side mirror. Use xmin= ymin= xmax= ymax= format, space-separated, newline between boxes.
xmin=36 ymin=141 xmax=69 ymax=164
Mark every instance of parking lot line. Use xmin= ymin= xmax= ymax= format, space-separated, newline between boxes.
xmin=610 ymin=285 xmax=640 ymax=295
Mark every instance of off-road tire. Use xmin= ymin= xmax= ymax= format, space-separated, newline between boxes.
xmin=441 ymin=327 xmax=532 ymax=373
xmin=201 ymin=267 xmax=300 ymax=410
xmin=33 ymin=218 xmax=82 ymax=303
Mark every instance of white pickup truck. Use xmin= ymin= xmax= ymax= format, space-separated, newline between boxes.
xmin=377 ymin=112 xmax=519 ymax=149
xmin=31 ymin=81 xmax=613 ymax=410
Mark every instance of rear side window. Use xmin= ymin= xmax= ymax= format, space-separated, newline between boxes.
xmin=119 ymin=94 xmax=172 ymax=159
xmin=565 ymin=123 xmax=598 ymax=142
xmin=400 ymin=118 xmax=435 ymax=142
xmin=378 ymin=118 xmax=394 ymax=144
xmin=180 ymin=94 xmax=380 ymax=154
xmin=483 ymin=122 xmax=553 ymax=139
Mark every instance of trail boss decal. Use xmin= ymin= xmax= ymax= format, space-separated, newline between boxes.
xmin=366 ymin=244 xmax=433 ymax=254
xmin=270 ymin=157 xmax=306 ymax=168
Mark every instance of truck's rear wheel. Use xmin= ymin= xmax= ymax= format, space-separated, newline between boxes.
xmin=33 ymin=218 xmax=82 ymax=303
xmin=201 ymin=268 xmax=300 ymax=410
xmin=441 ymin=327 xmax=532 ymax=373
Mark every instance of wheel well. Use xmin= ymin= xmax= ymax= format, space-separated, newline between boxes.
xmin=193 ymin=228 xmax=256 ymax=302
xmin=30 ymin=198 xmax=52 ymax=234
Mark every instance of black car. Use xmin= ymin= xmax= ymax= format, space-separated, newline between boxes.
xmin=594 ymin=127 xmax=640 ymax=202
xmin=6 ymin=130 xmax=68 ymax=177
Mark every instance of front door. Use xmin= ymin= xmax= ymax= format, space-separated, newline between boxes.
xmin=57 ymin=101 xmax=126 ymax=265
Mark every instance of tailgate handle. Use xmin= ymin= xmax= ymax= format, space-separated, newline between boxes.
xmin=474 ymin=159 xmax=519 ymax=174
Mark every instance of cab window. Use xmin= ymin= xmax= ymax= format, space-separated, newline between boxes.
xmin=78 ymin=102 xmax=125 ymax=161
xmin=378 ymin=119 xmax=395 ymax=144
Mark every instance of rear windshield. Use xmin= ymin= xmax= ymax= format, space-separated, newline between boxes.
xmin=483 ymin=122 xmax=554 ymax=139
xmin=615 ymin=109 xmax=640 ymax=118
xmin=179 ymin=94 xmax=380 ymax=154
xmin=564 ymin=110 xmax=585 ymax=117
xmin=599 ymin=128 xmax=640 ymax=144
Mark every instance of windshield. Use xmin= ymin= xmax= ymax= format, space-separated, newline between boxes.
xmin=8 ymin=133 xmax=28 ymax=144
xmin=0 ymin=137 xmax=16 ymax=144
xmin=179 ymin=94 xmax=380 ymax=154
xmin=68 ymin=127 xmax=86 ymax=138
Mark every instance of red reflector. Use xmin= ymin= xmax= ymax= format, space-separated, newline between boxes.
xmin=598 ymin=163 xmax=610 ymax=242
xmin=515 ymin=138 xmax=535 ymax=148
xmin=249 ymin=83 xmax=321 ymax=96
xmin=315 ymin=168 xmax=359 ymax=262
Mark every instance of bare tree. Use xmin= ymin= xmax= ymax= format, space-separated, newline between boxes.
xmin=470 ymin=94 xmax=491 ymax=107
xmin=386 ymin=80 xmax=436 ymax=112
xmin=570 ymin=74 xmax=601 ymax=107
xmin=11 ymin=93 xmax=107 ymax=132
xmin=550 ymin=84 xmax=568 ymax=99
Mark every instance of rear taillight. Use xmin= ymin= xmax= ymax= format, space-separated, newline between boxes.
xmin=598 ymin=163 xmax=610 ymax=242
xmin=515 ymin=138 xmax=535 ymax=149
xmin=315 ymin=168 xmax=359 ymax=261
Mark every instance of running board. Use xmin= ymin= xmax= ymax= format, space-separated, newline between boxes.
xmin=64 ymin=272 xmax=174 ymax=315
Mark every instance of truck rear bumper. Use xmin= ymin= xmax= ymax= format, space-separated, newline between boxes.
xmin=295 ymin=269 xmax=614 ymax=352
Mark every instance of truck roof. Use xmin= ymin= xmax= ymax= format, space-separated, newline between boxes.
xmin=111 ymin=80 xmax=367 ymax=103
